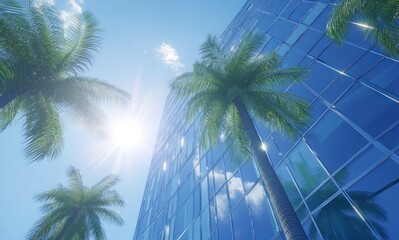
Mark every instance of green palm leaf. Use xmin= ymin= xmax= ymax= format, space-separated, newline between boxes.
xmin=0 ymin=0 xmax=131 ymax=161
xmin=27 ymin=166 xmax=125 ymax=240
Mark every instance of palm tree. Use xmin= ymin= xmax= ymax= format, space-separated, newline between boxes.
xmin=326 ymin=0 xmax=399 ymax=57
xmin=171 ymin=34 xmax=310 ymax=240
xmin=0 ymin=0 xmax=130 ymax=161
xmin=27 ymin=166 xmax=125 ymax=240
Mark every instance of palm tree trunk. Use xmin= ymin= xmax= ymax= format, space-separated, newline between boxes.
xmin=0 ymin=87 xmax=22 ymax=109
xmin=233 ymin=98 xmax=308 ymax=240
xmin=53 ymin=211 xmax=79 ymax=240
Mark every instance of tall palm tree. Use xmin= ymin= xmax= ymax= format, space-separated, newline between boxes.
xmin=0 ymin=0 xmax=130 ymax=161
xmin=27 ymin=166 xmax=125 ymax=240
xmin=327 ymin=0 xmax=399 ymax=57
xmin=171 ymin=34 xmax=310 ymax=240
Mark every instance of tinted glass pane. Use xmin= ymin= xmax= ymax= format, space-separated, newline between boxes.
xmin=313 ymin=194 xmax=376 ymax=239
xmin=319 ymin=42 xmax=365 ymax=71
xmin=379 ymin=124 xmax=399 ymax=150
xmin=289 ymin=2 xmax=313 ymax=22
xmin=363 ymin=58 xmax=399 ymax=96
xmin=337 ymin=83 xmax=399 ymax=137
xmin=215 ymin=186 xmax=229 ymax=224
xmin=335 ymin=146 xmax=384 ymax=186
xmin=349 ymin=157 xmax=399 ymax=239
xmin=227 ymin=171 xmax=245 ymax=208
xmin=218 ymin=217 xmax=233 ymax=240
xmin=276 ymin=163 xmax=302 ymax=207
xmin=231 ymin=200 xmax=253 ymax=239
xmin=347 ymin=51 xmax=382 ymax=79
xmin=286 ymin=24 xmax=307 ymax=45
xmin=303 ymin=2 xmax=327 ymax=25
xmin=246 ymin=183 xmax=278 ymax=240
xmin=322 ymin=76 xmax=354 ymax=104
xmin=265 ymin=138 xmax=283 ymax=166
xmin=306 ymin=180 xmax=338 ymax=211
xmin=240 ymin=158 xmax=259 ymax=193
xmin=305 ymin=62 xmax=339 ymax=94
xmin=306 ymin=111 xmax=368 ymax=173
xmin=294 ymin=28 xmax=323 ymax=52
xmin=286 ymin=142 xmax=329 ymax=197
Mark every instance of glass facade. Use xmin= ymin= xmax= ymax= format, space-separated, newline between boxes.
xmin=133 ymin=1 xmax=399 ymax=239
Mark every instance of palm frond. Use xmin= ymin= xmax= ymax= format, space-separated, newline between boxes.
xmin=199 ymin=35 xmax=226 ymax=66
xmin=0 ymin=97 xmax=21 ymax=132
xmin=0 ymin=60 xmax=14 ymax=92
xmin=87 ymin=212 xmax=106 ymax=240
xmin=223 ymin=105 xmax=251 ymax=163
xmin=60 ymin=11 xmax=101 ymax=75
xmin=23 ymin=95 xmax=63 ymax=161
xmin=246 ymin=90 xmax=310 ymax=138
xmin=327 ymin=0 xmax=363 ymax=43
xmin=92 ymin=208 xmax=125 ymax=226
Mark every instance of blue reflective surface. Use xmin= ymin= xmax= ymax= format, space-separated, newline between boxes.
xmin=133 ymin=1 xmax=399 ymax=240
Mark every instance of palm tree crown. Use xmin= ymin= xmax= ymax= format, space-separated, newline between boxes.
xmin=171 ymin=34 xmax=309 ymax=159
xmin=27 ymin=166 xmax=125 ymax=240
xmin=327 ymin=0 xmax=399 ymax=57
xmin=171 ymin=34 xmax=310 ymax=240
xmin=0 ymin=0 xmax=130 ymax=161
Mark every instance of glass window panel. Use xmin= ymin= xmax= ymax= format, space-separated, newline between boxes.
xmin=305 ymin=62 xmax=339 ymax=94
xmin=306 ymin=180 xmax=338 ymax=211
xmin=322 ymin=76 xmax=354 ymax=104
xmin=379 ymin=124 xmax=399 ymax=150
xmin=246 ymin=182 xmax=278 ymax=240
xmin=201 ymin=177 xmax=209 ymax=211
xmin=309 ymin=99 xmax=327 ymax=123
xmin=281 ymin=1 xmax=299 ymax=18
xmin=319 ymin=42 xmax=365 ymax=71
xmin=295 ymin=203 xmax=309 ymax=222
xmin=193 ymin=218 xmax=201 ymax=240
xmin=303 ymin=2 xmax=327 ymax=25
xmin=224 ymin=156 xmax=239 ymax=178
xmin=240 ymin=158 xmax=259 ymax=193
xmin=348 ymin=157 xmax=399 ymax=239
xmin=286 ymin=142 xmax=329 ymax=197
xmin=310 ymin=5 xmax=332 ymax=31
xmin=208 ymin=170 xmax=215 ymax=199
xmin=347 ymin=51 xmax=382 ymax=79
xmin=201 ymin=207 xmax=210 ymax=240
xmin=306 ymin=111 xmax=368 ymax=173
xmin=269 ymin=18 xmax=284 ymax=36
xmin=218 ymin=217 xmax=233 ymax=240
xmin=215 ymin=185 xmax=229 ymax=224
xmin=337 ymin=83 xmax=399 ymax=137
xmin=287 ymin=24 xmax=307 ymax=45
xmin=209 ymin=198 xmax=217 ymax=232
xmin=231 ymin=200 xmax=253 ymax=240
xmin=272 ymin=132 xmax=298 ymax=156
xmin=303 ymin=218 xmax=322 ymax=240
xmin=265 ymin=138 xmax=283 ymax=167
xmin=335 ymin=146 xmax=384 ymax=186
xmin=289 ymin=2 xmax=313 ymax=22
xmin=309 ymin=35 xmax=332 ymax=58
xmin=287 ymin=82 xmax=316 ymax=102
xmin=282 ymin=47 xmax=307 ymax=67
xmin=313 ymin=194 xmax=376 ymax=239
xmin=363 ymin=58 xmax=399 ymax=96
xmin=345 ymin=23 xmax=374 ymax=49
xmin=213 ymin=160 xmax=226 ymax=192
xmin=227 ymin=171 xmax=245 ymax=208
xmin=262 ymin=38 xmax=282 ymax=53
xmin=276 ymin=43 xmax=290 ymax=56
xmin=276 ymin=163 xmax=302 ymax=207
xmin=294 ymin=28 xmax=323 ymax=52
xmin=275 ymin=21 xmax=296 ymax=41
xmin=254 ymin=119 xmax=271 ymax=140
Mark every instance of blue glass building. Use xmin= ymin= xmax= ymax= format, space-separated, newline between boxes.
xmin=133 ymin=1 xmax=399 ymax=239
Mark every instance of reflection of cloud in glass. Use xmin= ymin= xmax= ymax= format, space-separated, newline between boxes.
xmin=227 ymin=172 xmax=244 ymax=200
xmin=247 ymin=183 xmax=266 ymax=215
xmin=215 ymin=190 xmax=229 ymax=222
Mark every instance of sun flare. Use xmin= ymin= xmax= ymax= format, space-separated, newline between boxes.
xmin=110 ymin=119 xmax=143 ymax=148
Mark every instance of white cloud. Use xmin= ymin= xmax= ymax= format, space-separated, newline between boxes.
xmin=60 ymin=0 xmax=84 ymax=30
xmin=156 ymin=42 xmax=184 ymax=72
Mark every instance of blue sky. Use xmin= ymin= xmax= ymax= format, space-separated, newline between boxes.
xmin=0 ymin=0 xmax=245 ymax=239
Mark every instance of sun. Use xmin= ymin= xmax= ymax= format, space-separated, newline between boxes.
xmin=109 ymin=119 xmax=143 ymax=149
